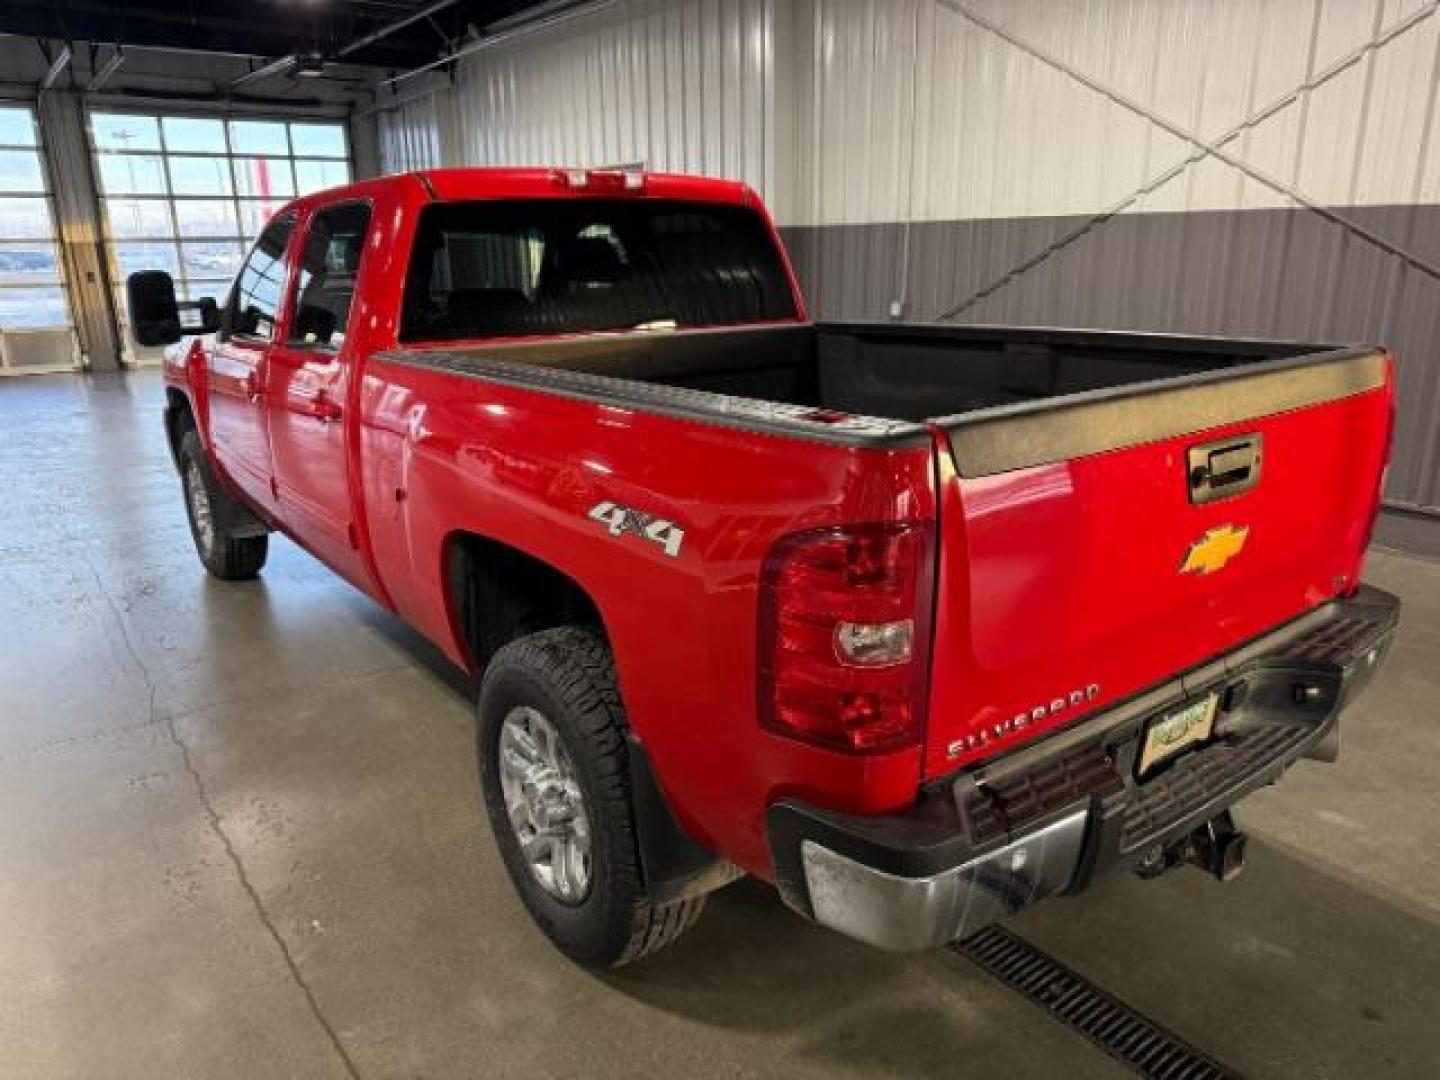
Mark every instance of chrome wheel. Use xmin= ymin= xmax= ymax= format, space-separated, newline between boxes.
xmin=498 ymin=705 xmax=592 ymax=904
xmin=185 ymin=459 xmax=215 ymax=557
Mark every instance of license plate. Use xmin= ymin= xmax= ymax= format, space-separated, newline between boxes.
xmin=1138 ymin=694 xmax=1217 ymax=776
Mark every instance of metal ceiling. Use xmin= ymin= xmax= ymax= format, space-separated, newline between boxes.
xmin=0 ymin=1 xmax=552 ymax=70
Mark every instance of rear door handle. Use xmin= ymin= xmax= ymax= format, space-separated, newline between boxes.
xmin=241 ymin=373 xmax=260 ymax=402
xmin=1187 ymin=433 xmax=1262 ymax=504
xmin=294 ymin=390 xmax=343 ymax=422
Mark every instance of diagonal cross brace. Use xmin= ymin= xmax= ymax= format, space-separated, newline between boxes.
xmin=934 ymin=0 xmax=1440 ymax=321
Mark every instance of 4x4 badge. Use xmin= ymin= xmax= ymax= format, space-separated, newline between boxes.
xmin=1181 ymin=524 xmax=1249 ymax=576
xmin=587 ymin=501 xmax=685 ymax=558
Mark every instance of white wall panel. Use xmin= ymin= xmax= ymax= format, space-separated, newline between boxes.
xmin=378 ymin=91 xmax=445 ymax=173
xmin=374 ymin=0 xmax=1440 ymax=221
xmin=447 ymin=0 xmax=775 ymax=203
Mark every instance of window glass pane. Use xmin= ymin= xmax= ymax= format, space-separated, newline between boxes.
xmin=294 ymin=159 xmax=349 ymax=195
xmin=0 ymin=107 xmax=37 ymax=148
xmin=162 ymin=117 xmax=226 ymax=154
xmin=229 ymin=120 xmax=289 ymax=156
xmin=0 ymin=286 xmax=69 ymax=328
xmin=168 ymin=156 xmax=232 ymax=196
xmin=179 ymin=280 xmax=230 ymax=303
xmin=0 ymin=197 xmax=52 ymax=238
xmin=291 ymin=202 xmax=370 ymax=348
xmin=181 ymin=240 xmax=244 ymax=281
xmin=173 ymin=199 xmax=238 ymax=238
xmin=97 ymin=154 xmax=168 ymax=195
xmin=401 ymin=199 xmax=798 ymax=341
xmin=233 ymin=157 xmax=295 ymax=197
xmin=103 ymin=198 xmax=173 ymax=239
xmin=227 ymin=216 xmax=293 ymax=340
xmin=113 ymin=241 xmax=180 ymax=279
xmin=0 ymin=245 xmax=62 ymax=283
xmin=92 ymin=113 xmax=161 ymax=152
xmin=0 ymin=150 xmax=45 ymax=193
xmin=289 ymin=123 xmax=346 ymax=158
xmin=239 ymin=198 xmax=287 ymax=238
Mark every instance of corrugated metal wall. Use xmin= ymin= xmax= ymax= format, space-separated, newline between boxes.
xmin=451 ymin=0 xmax=776 ymax=199
xmin=377 ymin=89 xmax=448 ymax=173
xmin=369 ymin=0 xmax=1440 ymax=552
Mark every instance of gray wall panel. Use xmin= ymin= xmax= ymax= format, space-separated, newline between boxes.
xmin=785 ymin=202 xmax=1440 ymax=531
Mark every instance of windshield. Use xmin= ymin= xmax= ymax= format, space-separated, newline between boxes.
xmin=399 ymin=198 xmax=798 ymax=342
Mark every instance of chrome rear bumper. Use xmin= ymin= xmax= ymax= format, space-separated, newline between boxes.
xmin=799 ymin=810 xmax=1086 ymax=952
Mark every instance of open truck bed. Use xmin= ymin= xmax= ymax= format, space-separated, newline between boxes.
xmin=381 ymin=320 xmax=1362 ymax=453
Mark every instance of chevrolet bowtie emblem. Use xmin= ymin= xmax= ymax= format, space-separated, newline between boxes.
xmin=1181 ymin=524 xmax=1249 ymax=576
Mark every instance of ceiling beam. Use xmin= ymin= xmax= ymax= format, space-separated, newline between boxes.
xmin=89 ymin=45 xmax=125 ymax=91
xmin=337 ymin=0 xmax=458 ymax=58
xmin=228 ymin=54 xmax=300 ymax=91
xmin=40 ymin=42 xmax=72 ymax=92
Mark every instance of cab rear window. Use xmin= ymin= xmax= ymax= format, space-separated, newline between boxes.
xmin=399 ymin=198 xmax=798 ymax=342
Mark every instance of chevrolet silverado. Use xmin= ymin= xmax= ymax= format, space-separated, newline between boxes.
xmin=126 ymin=167 xmax=1399 ymax=966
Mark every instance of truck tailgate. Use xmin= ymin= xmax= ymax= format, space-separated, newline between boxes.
xmin=923 ymin=347 xmax=1391 ymax=778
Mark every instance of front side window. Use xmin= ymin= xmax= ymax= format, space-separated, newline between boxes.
xmin=289 ymin=202 xmax=371 ymax=349
xmin=225 ymin=214 xmax=294 ymax=341
xmin=400 ymin=199 xmax=798 ymax=342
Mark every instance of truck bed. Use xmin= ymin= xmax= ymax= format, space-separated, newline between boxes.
xmin=383 ymin=321 xmax=1331 ymax=446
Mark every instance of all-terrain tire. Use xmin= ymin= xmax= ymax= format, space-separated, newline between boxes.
xmin=177 ymin=428 xmax=268 ymax=580
xmin=478 ymin=626 xmax=705 ymax=966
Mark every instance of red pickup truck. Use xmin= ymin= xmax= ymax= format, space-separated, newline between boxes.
xmin=127 ymin=167 xmax=1398 ymax=966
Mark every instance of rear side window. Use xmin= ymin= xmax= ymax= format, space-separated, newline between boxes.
xmin=289 ymin=202 xmax=371 ymax=350
xmin=400 ymin=198 xmax=798 ymax=342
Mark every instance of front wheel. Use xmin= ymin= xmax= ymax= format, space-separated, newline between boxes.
xmin=178 ymin=429 xmax=268 ymax=580
xmin=478 ymin=627 xmax=705 ymax=966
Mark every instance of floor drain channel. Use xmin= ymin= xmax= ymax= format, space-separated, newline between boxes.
xmin=956 ymin=926 xmax=1241 ymax=1080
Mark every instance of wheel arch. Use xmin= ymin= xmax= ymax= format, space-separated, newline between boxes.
xmin=443 ymin=529 xmax=609 ymax=675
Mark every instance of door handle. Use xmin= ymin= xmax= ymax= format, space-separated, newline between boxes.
xmin=294 ymin=390 xmax=344 ymax=422
xmin=241 ymin=373 xmax=260 ymax=402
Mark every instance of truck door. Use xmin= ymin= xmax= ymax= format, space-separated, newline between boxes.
xmin=264 ymin=200 xmax=375 ymax=594
xmin=208 ymin=212 xmax=296 ymax=510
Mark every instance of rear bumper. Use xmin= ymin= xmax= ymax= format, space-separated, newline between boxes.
xmin=767 ymin=584 xmax=1399 ymax=952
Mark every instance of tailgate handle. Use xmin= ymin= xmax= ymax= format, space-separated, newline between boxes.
xmin=1188 ymin=434 xmax=1262 ymax=504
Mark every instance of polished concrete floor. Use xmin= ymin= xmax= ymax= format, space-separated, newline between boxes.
xmin=0 ymin=370 xmax=1436 ymax=1079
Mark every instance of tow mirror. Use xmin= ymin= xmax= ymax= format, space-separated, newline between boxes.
xmin=126 ymin=270 xmax=221 ymax=346
xmin=127 ymin=271 xmax=180 ymax=345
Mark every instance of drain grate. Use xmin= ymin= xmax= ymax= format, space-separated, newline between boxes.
xmin=957 ymin=926 xmax=1241 ymax=1080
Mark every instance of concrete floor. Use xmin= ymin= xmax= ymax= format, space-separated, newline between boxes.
xmin=0 ymin=370 xmax=1436 ymax=1080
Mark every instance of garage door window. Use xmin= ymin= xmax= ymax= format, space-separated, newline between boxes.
xmin=88 ymin=111 xmax=351 ymax=334
xmin=0 ymin=106 xmax=73 ymax=330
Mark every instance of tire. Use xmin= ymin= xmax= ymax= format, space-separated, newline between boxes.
xmin=478 ymin=626 xmax=705 ymax=967
xmin=177 ymin=428 xmax=269 ymax=580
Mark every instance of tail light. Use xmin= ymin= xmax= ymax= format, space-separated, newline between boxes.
xmin=758 ymin=522 xmax=935 ymax=753
xmin=1356 ymin=353 xmax=1396 ymax=577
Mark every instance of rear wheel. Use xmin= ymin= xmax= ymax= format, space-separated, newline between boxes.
xmin=478 ymin=626 xmax=706 ymax=966
xmin=178 ymin=429 xmax=268 ymax=580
